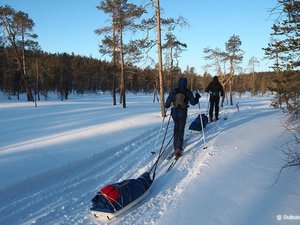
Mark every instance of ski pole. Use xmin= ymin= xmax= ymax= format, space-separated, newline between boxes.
xmin=222 ymin=98 xmax=228 ymax=120
xmin=206 ymin=93 xmax=210 ymax=115
xmin=198 ymin=102 xmax=207 ymax=149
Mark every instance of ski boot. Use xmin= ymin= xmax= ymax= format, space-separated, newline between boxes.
xmin=175 ymin=149 xmax=183 ymax=158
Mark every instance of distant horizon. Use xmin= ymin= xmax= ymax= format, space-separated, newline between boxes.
xmin=1 ymin=0 xmax=277 ymax=74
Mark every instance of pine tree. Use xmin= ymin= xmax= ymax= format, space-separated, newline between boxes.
xmin=248 ymin=56 xmax=260 ymax=95
xmin=96 ymin=0 xmax=145 ymax=108
xmin=264 ymin=0 xmax=300 ymax=179
xmin=225 ymin=34 xmax=243 ymax=105
xmin=263 ymin=0 xmax=300 ymax=110
xmin=0 ymin=5 xmax=39 ymax=101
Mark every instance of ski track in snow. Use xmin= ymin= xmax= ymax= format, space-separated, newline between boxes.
xmin=0 ymin=124 xmax=164 ymax=224
xmin=110 ymin=114 xmax=226 ymax=225
xmin=0 ymin=104 xmax=223 ymax=225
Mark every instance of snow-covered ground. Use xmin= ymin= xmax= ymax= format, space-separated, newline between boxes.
xmin=0 ymin=92 xmax=299 ymax=225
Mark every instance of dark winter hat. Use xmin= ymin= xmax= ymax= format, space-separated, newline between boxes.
xmin=178 ymin=77 xmax=187 ymax=91
xmin=213 ymin=76 xmax=219 ymax=82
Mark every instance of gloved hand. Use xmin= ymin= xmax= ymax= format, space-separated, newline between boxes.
xmin=195 ymin=93 xmax=201 ymax=99
xmin=164 ymin=108 xmax=168 ymax=117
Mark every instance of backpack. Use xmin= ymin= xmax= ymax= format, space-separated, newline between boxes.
xmin=173 ymin=89 xmax=187 ymax=109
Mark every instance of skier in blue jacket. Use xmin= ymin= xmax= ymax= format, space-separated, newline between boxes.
xmin=165 ymin=77 xmax=200 ymax=157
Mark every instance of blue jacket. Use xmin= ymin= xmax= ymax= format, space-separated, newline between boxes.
xmin=165 ymin=77 xmax=199 ymax=110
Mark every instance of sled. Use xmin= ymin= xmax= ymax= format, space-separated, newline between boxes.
xmin=90 ymin=172 xmax=152 ymax=220
xmin=91 ymin=188 xmax=150 ymax=220
xmin=189 ymin=113 xmax=208 ymax=132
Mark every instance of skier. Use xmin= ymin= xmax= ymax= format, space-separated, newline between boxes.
xmin=205 ymin=76 xmax=224 ymax=122
xmin=165 ymin=77 xmax=200 ymax=157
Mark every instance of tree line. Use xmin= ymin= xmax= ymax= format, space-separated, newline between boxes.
xmin=0 ymin=1 xmax=298 ymax=110
xmin=0 ymin=44 xmax=278 ymax=98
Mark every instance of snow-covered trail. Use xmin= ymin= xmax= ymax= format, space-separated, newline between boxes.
xmin=0 ymin=93 xmax=200 ymax=225
xmin=157 ymin=98 xmax=300 ymax=225
xmin=0 ymin=93 xmax=213 ymax=225
xmin=108 ymin=108 xmax=228 ymax=225
xmin=0 ymin=112 xmax=207 ymax=225
xmin=1 ymin=94 xmax=299 ymax=225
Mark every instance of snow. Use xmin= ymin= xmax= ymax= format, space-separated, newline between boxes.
xmin=0 ymin=92 xmax=299 ymax=225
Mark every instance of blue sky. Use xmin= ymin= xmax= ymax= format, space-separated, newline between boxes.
xmin=1 ymin=0 xmax=277 ymax=74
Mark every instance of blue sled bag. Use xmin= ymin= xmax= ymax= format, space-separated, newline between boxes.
xmin=189 ymin=114 xmax=208 ymax=132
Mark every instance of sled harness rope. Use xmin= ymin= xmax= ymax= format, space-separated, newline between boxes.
xmin=154 ymin=113 xmax=167 ymax=152
xmin=149 ymin=114 xmax=172 ymax=181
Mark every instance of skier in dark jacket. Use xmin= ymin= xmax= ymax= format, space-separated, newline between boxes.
xmin=165 ymin=77 xmax=200 ymax=157
xmin=205 ymin=76 xmax=224 ymax=122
